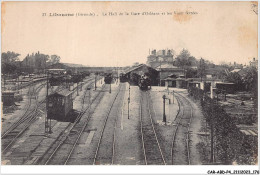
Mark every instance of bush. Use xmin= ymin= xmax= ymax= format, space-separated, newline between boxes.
xmin=14 ymin=94 xmax=23 ymax=102
xmin=188 ymin=86 xmax=257 ymax=165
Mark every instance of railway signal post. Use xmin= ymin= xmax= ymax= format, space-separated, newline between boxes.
xmin=87 ymin=87 xmax=91 ymax=111
xmin=162 ymin=95 xmax=167 ymax=125
xmin=94 ymin=73 xmax=97 ymax=90
xmin=45 ymin=70 xmax=52 ymax=134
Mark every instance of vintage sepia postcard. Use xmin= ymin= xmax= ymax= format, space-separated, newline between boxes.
xmin=1 ymin=1 xmax=258 ymax=174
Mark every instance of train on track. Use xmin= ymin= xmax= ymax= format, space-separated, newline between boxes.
xmin=138 ymin=75 xmax=150 ymax=91
xmin=119 ymin=73 xmax=128 ymax=83
xmin=104 ymin=73 xmax=113 ymax=84
xmin=49 ymin=72 xmax=88 ymax=86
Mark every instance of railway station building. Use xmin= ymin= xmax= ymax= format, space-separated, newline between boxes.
xmin=123 ymin=64 xmax=158 ymax=86
xmin=146 ymin=49 xmax=174 ymax=69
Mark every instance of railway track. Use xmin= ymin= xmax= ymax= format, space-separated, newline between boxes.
xmin=139 ymin=91 xmax=166 ymax=165
xmin=93 ymin=83 xmax=124 ymax=165
xmin=1 ymin=83 xmax=58 ymax=154
xmin=2 ymin=82 xmax=47 ymax=138
xmin=2 ymin=82 xmax=45 ymax=137
xmin=171 ymin=92 xmax=193 ymax=165
xmin=2 ymin=82 xmax=54 ymax=136
xmin=1 ymin=79 xmax=93 ymax=154
xmin=2 ymin=77 xmax=94 ymax=139
xmin=42 ymin=81 xmax=106 ymax=165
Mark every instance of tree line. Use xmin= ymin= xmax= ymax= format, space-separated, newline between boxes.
xmin=174 ymin=49 xmax=257 ymax=94
xmin=2 ymin=51 xmax=61 ymax=75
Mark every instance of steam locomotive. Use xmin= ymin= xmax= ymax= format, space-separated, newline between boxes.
xmin=119 ymin=73 xmax=128 ymax=83
xmin=138 ymin=75 xmax=150 ymax=91
xmin=104 ymin=73 xmax=113 ymax=84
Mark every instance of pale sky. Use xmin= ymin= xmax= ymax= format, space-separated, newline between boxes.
xmin=1 ymin=1 xmax=258 ymax=67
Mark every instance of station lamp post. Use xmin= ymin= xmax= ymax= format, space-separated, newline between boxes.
xmin=128 ymin=97 xmax=130 ymax=119
xmin=162 ymin=95 xmax=167 ymax=125
xmin=129 ymin=84 xmax=131 ymax=101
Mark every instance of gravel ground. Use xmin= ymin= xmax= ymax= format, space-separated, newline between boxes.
xmin=149 ymin=87 xmax=179 ymax=165
xmin=1 ymin=78 xmax=94 ymax=165
xmin=2 ymin=81 xmax=206 ymax=165
xmin=149 ymin=87 xmax=204 ymax=165
xmin=179 ymin=92 xmax=204 ymax=165
xmin=113 ymin=84 xmax=143 ymax=165
xmin=2 ymin=83 xmax=48 ymax=165
xmin=1 ymin=82 xmax=45 ymax=133
xmin=67 ymin=82 xmax=121 ymax=165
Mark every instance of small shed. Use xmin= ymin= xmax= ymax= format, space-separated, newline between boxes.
xmin=216 ymin=82 xmax=235 ymax=94
xmin=2 ymin=91 xmax=15 ymax=106
xmin=47 ymin=89 xmax=73 ymax=121
xmin=164 ymin=77 xmax=176 ymax=87
xmin=188 ymin=81 xmax=201 ymax=89
xmin=176 ymin=78 xmax=187 ymax=88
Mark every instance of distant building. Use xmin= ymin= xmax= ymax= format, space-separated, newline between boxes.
xmin=146 ymin=49 xmax=174 ymax=68
xmin=204 ymin=67 xmax=227 ymax=79
xmin=249 ymin=58 xmax=258 ymax=68
xmin=155 ymin=64 xmax=184 ymax=86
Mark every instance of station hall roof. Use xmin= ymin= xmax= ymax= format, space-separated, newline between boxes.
xmin=240 ymin=129 xmax=258 ymax=136
xmin=49 ymin=89 xmax=73 ymax=97
xmin=237 ymin=124 xmax=258 ymax=137
xmin=123 ymin=64 xmax=156 ymax=74
xmin=47 ymin=63 xmax=86 ymax=69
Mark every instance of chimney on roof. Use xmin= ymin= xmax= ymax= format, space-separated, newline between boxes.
xmin=167 ymin=50 xmax=171 ymax=55
xmin=152 ymin=49 xmax=156 ymax=55
xmin=162 ymin=50 xmax=165 ymax=56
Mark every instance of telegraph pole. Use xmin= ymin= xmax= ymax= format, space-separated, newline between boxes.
xmin=95 ymin=73 xmax=97 ymax=90
xmin=210 ymin=101 xmax=214 ymax=163
xmin=128 ymin=84 xmax=131 ymax=119
xmin=77 ymin=82 xmax=79 ymax=96
xmin=3 ymin=75 xmax=5 ymax=91
xmin=128 ymin=97 xmax=130 ymax=119
xmin=210 ymin=87 xmax=214 ymax=164
xmin=45 ymin=71 xmax=49 ymax=134
xmin=200 ymin=58 xmax=202 ymax=82
xmin=159 ymin=61 xmax=162 ymax=86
